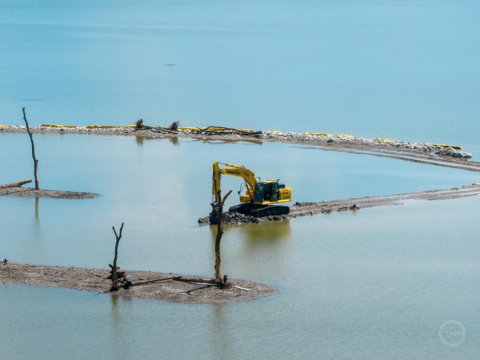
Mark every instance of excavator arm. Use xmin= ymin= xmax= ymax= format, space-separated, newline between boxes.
xmin=212 ymin=161 xmax=258 ymax=205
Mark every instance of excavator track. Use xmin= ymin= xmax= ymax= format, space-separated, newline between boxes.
xmin=250 ymin=205 xmax=290 ymax=218
xmin=229 ymin=204 xmax=290 ymax=218
xmin=228 ymin=204 xmax=257 ymax=215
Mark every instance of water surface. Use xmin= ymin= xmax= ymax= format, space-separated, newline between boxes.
xmin=1 ymin=134 xmax=480 ymax=359
xmin=0 ymin=0 xmax=479 ymax=153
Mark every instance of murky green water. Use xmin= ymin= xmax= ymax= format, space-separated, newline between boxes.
xmin=1 ymin=134 xmax=480 ymax=359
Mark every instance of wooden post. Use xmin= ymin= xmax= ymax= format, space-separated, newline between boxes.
xmin=111 ymin=223 xmax=124 ymax=289
xmin=214 ymin=187 xmax=232 ymax=286
xmin=22 ymin=108 xmax=39 ymax=190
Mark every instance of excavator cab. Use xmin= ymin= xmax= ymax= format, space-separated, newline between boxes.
xmin=254 ymin=181 xmax=281 ymax=203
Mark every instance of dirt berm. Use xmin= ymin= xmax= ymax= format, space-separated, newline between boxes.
xmin=199 ymin=183 xmax=480 ymax=225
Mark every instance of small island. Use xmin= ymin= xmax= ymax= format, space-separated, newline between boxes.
xmin=0 ymin=263 xmax=277 ymax=304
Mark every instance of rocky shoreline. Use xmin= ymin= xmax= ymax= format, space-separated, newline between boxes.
xmin=0 ymin=123 xmax=474 ymax=159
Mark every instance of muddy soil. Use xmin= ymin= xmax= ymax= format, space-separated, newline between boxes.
xmin=199 ymin=183 xmax=480 ymax=225
xmin=0 ymin=263 xmax=276 ymax=304
xmin=0 ymin=187 xmax=97 ymax=199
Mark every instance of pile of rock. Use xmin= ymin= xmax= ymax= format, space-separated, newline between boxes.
xmin=257 ymin=131 xmax=472 ymax=159
xmin=198 ymin=211 xmax=288 ymax=225
xmin=435 ymin=147 xmax=472 ymax=159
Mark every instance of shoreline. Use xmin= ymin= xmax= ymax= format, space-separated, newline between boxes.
xmin=0 ymin=263 xmax=277 ymax=304
xmin=1 ymin=124 xmax=474 ymax=163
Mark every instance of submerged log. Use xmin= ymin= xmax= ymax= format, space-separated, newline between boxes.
xmin=0 ymin=178 xmax=32 ymax=189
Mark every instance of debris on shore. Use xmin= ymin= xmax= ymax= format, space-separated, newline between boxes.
xmin=0 ymin=263 xmax=277 ymax=304
xmin=0 ymin=123 xmax=473 ymax=159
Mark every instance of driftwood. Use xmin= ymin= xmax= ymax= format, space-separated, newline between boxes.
xmin=129 ymin=276 xmax=182 ymax=287
xmin=0 ymin=178 xmax=32 ymax=189
xmin=169 ymin=121 xmax=179 ymax=131
xmin=202 ymin=125 xmax=263 ymax=136
xmin=22 ymin=108 xmax=39 ymax=190
xmin=174 ymin=276 xmax=219 ymax=285
xmin=135 ymin=119 xmax=180 ymax=133
xmin=130 ymin=275 xmax=226 ymax=287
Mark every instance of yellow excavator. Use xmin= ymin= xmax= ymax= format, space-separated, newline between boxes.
xmin=210 ymin=161 xmax=292 ymax=223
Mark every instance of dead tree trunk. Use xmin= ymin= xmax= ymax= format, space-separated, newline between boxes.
xmin=22 ymin=108 xmax=39 ymax=190
xmin=111 ymin=222 xmax=124 ymax=290
xmin=213 ymin=186 xmax=232 ymax=287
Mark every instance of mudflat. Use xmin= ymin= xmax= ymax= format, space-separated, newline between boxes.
xmin=0 ymin=263 xmax=277 ymax=304
xmin=0 ymin=187 xmax=97 ymax=199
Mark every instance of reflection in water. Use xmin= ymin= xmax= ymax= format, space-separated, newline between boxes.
xmin=110 ymin=295 xmax=133 ymax=358
xmin=241 ymin=220 xmax=292 ymax=248
xmin=135 ymin=134 xmax=262 ymax=148
xmin=35 ymin=197 xmax=39 ymax=223
xmin=110 ymin=294 xmax=132 ymax=329
xmin=208 ymin=305 xmax=232 ymax=360
xmin=135 ymin=136 xmax=144 ymax=146
xmin=135 ymin=135 xmax=180 ymax=146
xmin=31 ymin=197 xmax=42 ymax=240
xmin=208 ymin=220 xmax=292 ymax=248
xmin=208 ymin=220 xmax=292 ymax=281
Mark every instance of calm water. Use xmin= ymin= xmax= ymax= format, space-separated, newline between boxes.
xmin=1 ymin=134 xmax=480 ymax=359
xmin=1 ymin=1 xmax=480 ymax=358
xmin=1 ymin=0 xmax=480 ymax=153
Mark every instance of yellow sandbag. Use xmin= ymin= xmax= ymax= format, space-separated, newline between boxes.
xmin=0 ymin=124 xmax=8 ymax=127
xmin=375 ymin=138 xmax=396 ymax=142
xmin=179 ymin=127 xmax=200 ymax=131
xmin=42 ymin=124 xmax=77 ymax=128
xmin=239 ymin=129 xmax=256 ymax=133
xmin=337 ymin=134 xmax=354 ymax=138
xmin=86 ymin=125 xmax=129 ymax=129
xmin=305 ymin=132 xmax=333 ymax=137
xmin=205 ymin=126 xmax=228 ymax=131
